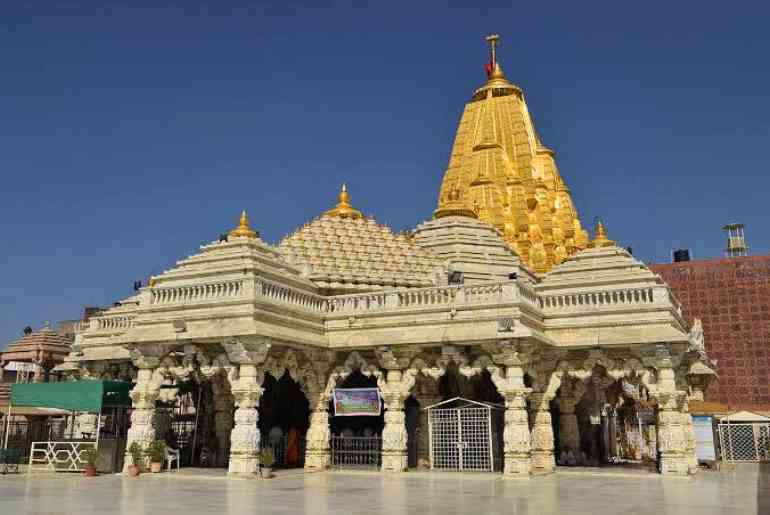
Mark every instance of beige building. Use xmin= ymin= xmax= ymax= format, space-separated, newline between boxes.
xmin=56 ymin=38 xmax=716 ymax=477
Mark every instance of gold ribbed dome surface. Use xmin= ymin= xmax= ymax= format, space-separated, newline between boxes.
xmin=279 ymin=187 xmax=445 ymax=293
xmin=434 ymin=35 xmax=589 ymax=274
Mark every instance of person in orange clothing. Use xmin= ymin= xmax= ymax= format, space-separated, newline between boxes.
xmin=286 ymin=427 xmax=300 ymax=467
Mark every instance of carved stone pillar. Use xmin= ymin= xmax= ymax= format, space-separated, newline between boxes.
xmin=379 ymin=369 xmax=415 ymax=472
xmin=557 ymin=379 xmax=585 ymax=464
xmin=304 ymin=385 xmax=332 ymax=471
xmin=415 ymin=379 xmax=441 ymax=468
xmin=681 ymin=399 xmax=698 ymax=473
xmin=123 ymin=367 xmax=160 ymax=471
xmin=33 ymin=363 xmax=45 ymax=383
xmin=227 ymin=364 xmax=263 ymax=476
xmin=530 ymin=392 xmax=556 ymax=474
xmin=211 ymin=378 xmax=234 ymax=468
xmin=655 ymin=368 xmax=689 ymax=476
xmin=492 ymin=366 xmax=532 ymax=477
xmin=558 ymin=397 xmax=580 ymax=464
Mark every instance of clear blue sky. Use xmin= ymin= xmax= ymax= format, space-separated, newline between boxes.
xmin=1 ymin=1 xmax=768 ymax=347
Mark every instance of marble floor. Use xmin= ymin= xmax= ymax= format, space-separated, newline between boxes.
xmin=0 ymin=465 xmax=768 ymax=514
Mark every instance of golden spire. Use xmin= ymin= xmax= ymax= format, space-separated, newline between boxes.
xmin=434 ymin=34 xmax=590 ymax=272
xmin=323 ymin=183 xmax=364 ymax=219
xmin=228 ymin=210 xmax=258 ymax=239
xmin=589 ymin=220 xmax=616 ymax=248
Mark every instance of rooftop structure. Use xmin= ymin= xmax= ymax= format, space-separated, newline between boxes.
xmin=0 ymin=323 xmax=73 ymax=383
xmin=722 ymin=223 xmax=748 ymax=258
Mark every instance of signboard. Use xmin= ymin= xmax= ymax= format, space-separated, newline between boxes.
xmin=332 ymin=388 xmax=381 ymax=417
xmin=693 ymin=415 xmax=716 ymax=461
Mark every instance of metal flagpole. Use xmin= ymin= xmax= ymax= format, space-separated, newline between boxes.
xmin=95 ymin=413 xmax=102 ymax=449
xmin=3 ymin=403 xmax=11 ymax=448
xmin=190 ymin=385 xmax=202 ymax=466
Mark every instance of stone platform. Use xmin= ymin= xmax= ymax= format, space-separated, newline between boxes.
xmin=0 ymin=465 xmax=767 ymax=514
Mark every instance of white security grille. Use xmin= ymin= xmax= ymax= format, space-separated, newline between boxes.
xmin=718 ymin=422 xmax=770 ymax=462
xmin=427 ymin=398 xmax=503 ymax=472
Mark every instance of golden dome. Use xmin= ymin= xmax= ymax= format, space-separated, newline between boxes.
xmin=228 ymin=210 xmax=258 ymax=239
xmin=323 ymin=183 xmax=364 ymax=220
xmin=589 ymin=220 xmax=616 ymax=248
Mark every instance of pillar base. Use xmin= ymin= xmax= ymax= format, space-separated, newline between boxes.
xmin=227 ymin=455 xmax=259 ymax=476
xmin=530 ymin=451 xmax=556 ymax=474
xmin=503 ymin=454 xmax=531 ymax=477
xmin=304 ymin=451 xmax=330 ymax=471
xmin=659 ymin=454 xmax=691 ymax=476
xmin=381 ymin=452 xmax=407 ymax=472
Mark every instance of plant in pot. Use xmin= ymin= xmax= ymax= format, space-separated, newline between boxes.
xmin=259 ymin=448 xmax=275 ymax=478
xmin=127 ymin=442 xmax=143 ymax=477
xmin=146 ymin=440 xmax=166 ymax=473
xmin=82 ymin=448 xmax=99 ymax=477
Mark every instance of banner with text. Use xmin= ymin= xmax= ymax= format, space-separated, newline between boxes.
xmin=332 ymin=388 xmax=382 ymax=417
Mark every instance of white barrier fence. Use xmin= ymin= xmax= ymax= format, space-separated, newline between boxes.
xmin=28 ymin=441 xmax=97 ymax=473
xmin=718 ymin=422 xmax=770 ymax=462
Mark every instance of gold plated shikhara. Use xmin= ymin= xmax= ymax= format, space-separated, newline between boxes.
xmin=229 ymin=210 xmax=258 ymax=239
xmin=323 ymin=183 xmax=364 ymax=220
xmin=434 ymin=34 xmax=590 ymax=273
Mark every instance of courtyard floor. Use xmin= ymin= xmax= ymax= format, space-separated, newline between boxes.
xmin=1 ymin=465 xmax=768 ymax=515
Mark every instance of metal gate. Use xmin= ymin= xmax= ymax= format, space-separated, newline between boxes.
xmin=330 ymin=435 xmax=382 ymax=469
xmin=427 ymin=398 xmax=503 ymax=472
xmin=719 ymin=422 xmax=770 ymax=462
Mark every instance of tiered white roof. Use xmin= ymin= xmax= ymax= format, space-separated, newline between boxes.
xmin=279 ymin=215 xmax=446 ymax=294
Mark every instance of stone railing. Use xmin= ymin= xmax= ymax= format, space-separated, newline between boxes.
xmin=539 ymin=287 xmax=655 ymax=311
xmin=256 ymin=278 xmax=328 ymax=313
xmin=327 ymin=292 xmax=388 ymax=313
xmin=326 ymin=281 xmax=531 ymax=315
xmin=73 ymin=320 xmax=92 ymax=334
xmin=150 ymin=280 xmax=244 ymax=305
xmin=93 ymin=315 xmax=135 ymax=332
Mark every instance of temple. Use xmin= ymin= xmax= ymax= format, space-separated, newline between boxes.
xmin=53 ymin=36 xmax=716 ymax=478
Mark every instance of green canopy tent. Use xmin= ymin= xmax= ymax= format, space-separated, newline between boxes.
xmin=3 ymin=380 xmax=132 ymax=448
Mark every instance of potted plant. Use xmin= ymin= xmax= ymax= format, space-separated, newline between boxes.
xmin=259 ymin=448 xmax=275 ymax=478
xmin=127 ymin=442 xmax=143 ymax=477
xmin=146 ymin=440 xmax=166 ymax=473
xmin=82 ymin=448 xmax=99 ymax=477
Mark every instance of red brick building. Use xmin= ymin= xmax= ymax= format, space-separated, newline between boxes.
xmin=651 ymin=255 xmax=770 ymax=413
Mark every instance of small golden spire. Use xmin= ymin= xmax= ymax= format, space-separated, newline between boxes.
xmin=589 ymin=220 xmax=616 ymax=248
xmin=228 ymin=210 xmax=258 ymax=239
xmin=324 ymin=183 xmax=364 ymax=219
xmin=433 ymin=186 xmax=478 ymax=219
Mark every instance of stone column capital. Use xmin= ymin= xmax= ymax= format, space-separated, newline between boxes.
xmin=125 ymin=343 xmax=167 ymax=370
xmin=222 ymin=338 xmax=271 ymax=366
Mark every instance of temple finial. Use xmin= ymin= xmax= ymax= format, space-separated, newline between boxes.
xmin=338 ymin=183 xmax=350 ymax=204
xmin=590 ymin=219 xmax=616 ymax=248
xmin=483 ymin=34 xmax=507 ymax=81
xmin=485 ymin=34 xmax=500 ymax=66
xmin=229 ymin=210 xmax=258 ymax=239
xmin=324 ymin=183 xmax=363 ymax=219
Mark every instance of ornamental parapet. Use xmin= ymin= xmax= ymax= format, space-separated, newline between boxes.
xmin=325 ymin=281 xmax=539 ymax=315
xmin=539 ymin=287 xmax=656 ymax=312
xmin=76 ymin=314 xmax=136 ymax=335
xmin=150 ymin=280 xmax=245 ymax=305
